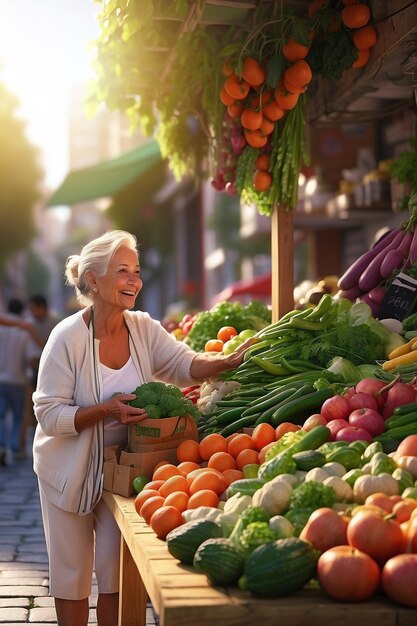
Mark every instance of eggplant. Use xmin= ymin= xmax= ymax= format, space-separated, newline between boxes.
xmin=380 ymin=231 xmax=413 ymax=278
xmin=336 ymin=285 xmax=364 ymax=301
xmin=358 ymin=230 xmax=407 ymax=292
xmin=408 ymin=228 xmax=417 ymax=265
xmin=337 ymin=228 xmax=400 ymax=291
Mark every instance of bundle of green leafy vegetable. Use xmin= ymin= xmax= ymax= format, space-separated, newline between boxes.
xmin=128 ymin=381 xmax=200 ymax=421
xmin=185 ymin=300 xmax=271 ymax=352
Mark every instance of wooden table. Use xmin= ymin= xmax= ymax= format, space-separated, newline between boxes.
xmin=103 ymin=491 xmax=416 ymax=626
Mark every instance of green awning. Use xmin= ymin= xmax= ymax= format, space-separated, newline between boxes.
xmin=46 ymin=140 xmax=161 ymax=206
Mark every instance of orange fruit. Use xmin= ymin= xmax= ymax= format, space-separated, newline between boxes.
xmin=251 ymin=423 xmax=276 ymax=451
xmin=253 ymin=170 xmax=272 ymax=191
xmin=219 ymin=86 xmax=235 ymax=106
xmin=149 ymin=505 xmax=183 ymax=539
xmin=262 ymin=99 xmax=285 ymax=122
xmin=189 ymin=470 xmax=225 ymax=496
xmin=225 ymin=432 xmax=241 ymax=445
xmin=207 ymin=451 xmax=236 ymax=473
xmin=176 ymin=460 xmax=201 ymax=476
xmin=205 ymin=339 xmax=224 ymax=352
xmin=235 ymin=448 xmax=260 ymax=471
xmin=153 ymin=459 xmax=173 ymax=472
xmin=283 ymin=74 xmax=307 ymax=95
xmin=352 ymin=47 xmax=370 ymax=68
xmin=224 ymin=73 xmax=250 ymax=100
xmin=139 ymin=495 xmax=165 ymax=524
xmin=244 ymin=129 xmax=268 ymax=148
xmin=274 ymin=422 xmax=301 ymax=441
xmin=341 ymin=3 xmax=370 ymax=29
xmin=199 ymin=433 xmax=228 ymax=460
xmin=258 ymin=441 xmax=278 ymax=464
xmin=242 ymin=56 xmax=266 ymax=87
xmin=227 ymin=102 xmax=244 ymax=119
xmin=392 ymin=499 xmax=417 ymax=524
xmin=134 ymin=489 xmax=161 ymax=515
xmin=352 ymin=25 xmax=377 ymax=49
xmin=159 ymin=474 xmax=189 ymax=498
xmin=144 ymin=479 xmax=164 ymax=491
xmin=228 ymin=433 xmax=255 ymax=459
xmin=241 ymin=108 xmax=263 ymax=131
xmin=187 ymin=489 xmax=219 ymax=509
xmin=217 ymin=326 xmax=238 ymax=342
xmin=284 ymin=60 xmax=312 ymax=89
xmin=255 ymin=153 xmax=270 ymax=171
xmin=282 ymin=37 xmax=310 ymax=62
xmin=259 ymin=116 xmax=275 ymax=136
xmin=222 ymin=468 xmax=244 ymax=487
xmin=275 ymin=85 xmax=299 ymax=110
xmin=163 ymin=491 xmax=190 ymax=513
xmin=152 ymin=463 xmax=182 ymax=481
xmin=176 ymin=439 xmax=202 ymax=464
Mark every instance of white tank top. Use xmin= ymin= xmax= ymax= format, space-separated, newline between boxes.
xmin=101 ymin=356 xmax=139 ymax=446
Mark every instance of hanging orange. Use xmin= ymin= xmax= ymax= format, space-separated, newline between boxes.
xmin=262 ymin=99 xmax=285 ymax=122
xmin=241 ymin=108 xmax=263 ymax=130
xmin=220 ymin=86 xmax=235 ymax=106
xmin=284 ymin=60 xmax=312 ymax=89
xmin=259 ymin=116 xmax=275 ymax=136
xmin=282 ymin=37 xmax=310 ymax=62
xmin=353 ymin=25 xmax=377 ymax=49
xmin=341 ymin=4 xmax=371 ymax=29
xmin=227 ymin=102 xmax=244 ymax=119
xmin=283 ymin=75 xmax=307 ymax=95
xmin=224 ymin=73 xmax=250 ymax=100
xmin=275 ymin=87 xmax=299 ymax=111
xmin=352 ymin=47 xmax=371 ymax=68
xmin=253 ymin=170 xmax=272 ymax=192
xmin=244 ymin=129 xmax=268 ymax=148
xmin=255 ymin=153 xmax=270 ymax=170
xmin=242 ymin=57 xmax=266 ymax=87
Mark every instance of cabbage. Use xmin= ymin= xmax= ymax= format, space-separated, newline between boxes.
xmin=326 ymin=357 xmax=362 ymax=383
xmin=348 ymin=301 xmax=373 ymax=326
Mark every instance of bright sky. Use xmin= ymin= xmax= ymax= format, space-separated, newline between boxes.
xmin=0 ymin=0 xmax=101 ymax=188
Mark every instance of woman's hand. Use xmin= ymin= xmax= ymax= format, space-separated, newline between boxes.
xmin=104 ymin=394 xmax=147 ymax=424
xmin=221 ymin=336 xmax=260 ymax=369
xmin=190 ymin=336 xmax=259 ymax=380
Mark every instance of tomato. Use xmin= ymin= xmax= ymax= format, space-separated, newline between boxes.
xmin=204 ymin=339 xmax=224 ymax=352
xmin=300 ymin=507 xmax=348 ymax=553
xmin=217 ymin=326 xmax=238 ymax=342
xmin=382 ymin=554 xmax=417 ymax=607
xmin=347 ymin=510 xmax=406 ymax=564
xmin=149 ymin=505 xmax=183 ymax=539
xmin=318 ymin=545 xmax=380 ymax=602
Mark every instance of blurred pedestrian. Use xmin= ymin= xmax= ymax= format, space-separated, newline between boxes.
xmin=0 ymin=298 xmax=40 ymax=465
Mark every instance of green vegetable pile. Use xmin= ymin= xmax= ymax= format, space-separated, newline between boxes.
xmin=185 ymin=300 xmax=271 ymax=352
xmin=239 ymin=522 xmax=279 ymax=555
xmin=289 ymin=480 xmax=337 ymax=514
xmin=129 ymin=382 xmax=200 ymax=421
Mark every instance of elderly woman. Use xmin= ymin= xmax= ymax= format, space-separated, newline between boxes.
xmin=33 ymin=230 xmax=253 ymax=626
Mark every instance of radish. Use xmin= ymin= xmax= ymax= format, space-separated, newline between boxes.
xmin=358 ymin=230 xmax=407 ymax=292
xmin=338 ymin=229 xmax=400 ymax=291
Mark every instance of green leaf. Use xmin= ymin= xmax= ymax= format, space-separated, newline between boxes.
xmin=291 ymin=19 xmax=312 ymax=46
xmin=220 ymin=43 xmax=242 ymax=58
xmin=266 ymin=54 xmax=285 ymax=89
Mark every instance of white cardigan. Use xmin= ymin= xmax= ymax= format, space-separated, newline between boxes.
xmin=33 ymin=309 xmax=197 ymax=514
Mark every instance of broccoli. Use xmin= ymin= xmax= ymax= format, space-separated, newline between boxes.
xmin=289 ymin=480 xmax=337 ymax=514
xmin=143 ymin=404 xmax=161 ymax=419
xmin=229 ymin=505 xmax=270 ymax=545
xmin=239 ymin=522 xmax=279 ymax=555
xmin=128 ymin=381 xmax=201 ymax=421
xmin=284 ymin=508 xmax=312 ymax=537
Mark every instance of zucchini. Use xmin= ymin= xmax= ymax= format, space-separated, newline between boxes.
xmin=166 ymin=519 xmax=223 ymax=565
xmin=193 ymin=538 xmax=245 ymax=586
xmin=227 ymin=477 xmax=266 ymax=497
xmin=238 ymin=537 xmax=318 ymax=597
xmin=241 ymin=386 xmax=299 ymax=417
xmin=324 ymin=446 xmax=362 ymax=471
xmin=271 ymin=388 xmax=333 ymax=426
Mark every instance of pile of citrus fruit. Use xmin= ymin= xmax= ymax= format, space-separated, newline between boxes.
xmin=134 ymin=421 xmax=301 ymax=539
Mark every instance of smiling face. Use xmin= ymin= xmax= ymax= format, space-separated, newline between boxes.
xmin=93 ymin=246 xmax=142 ymax=310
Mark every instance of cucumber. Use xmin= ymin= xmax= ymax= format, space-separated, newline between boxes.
xmin=325 ymin=446 xmax=362 ymax=471
xmin=292 ymin=449 xmax=326 ymax=471
xmin=193 ymin=538 xmax=245 ymax=586
xmin=271 ymin=388 xmax=333 ymax=426
xmin=166 ymin=519 xmax=223 ymax=565
xmin=227 ymin=478 xmax=266 ymax=497
xmin=238 ymin=537 xmax=318 ymax=597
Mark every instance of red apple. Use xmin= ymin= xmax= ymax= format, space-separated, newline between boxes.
xmin=383 ymin=383 xmax=417 ymax=419
xmin=348 ymin=392 xmax=378 ymax=412
xmin=348 ymin=408 xmax=385 ymax=436
xmin=355 ymin=378 xmax=387 ymax=410
xmin=326 ymin=419 xmax=350 ymax=441
xmin=303 ymin=413 xmax=328 ymax=431
xmin=335 ymin=425 xmax=373 ymax=443
xmin=344 ymin=387 xmax=356 ymax=400
xmin=320 ymin=395 xmax=351 ymax=422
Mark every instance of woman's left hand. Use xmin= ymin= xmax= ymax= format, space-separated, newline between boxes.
xmin=222 ymin=336 xmax=260 ymax=369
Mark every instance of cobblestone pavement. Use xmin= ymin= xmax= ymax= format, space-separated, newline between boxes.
xmin=0 ymin=450 xmax=157 ymax=625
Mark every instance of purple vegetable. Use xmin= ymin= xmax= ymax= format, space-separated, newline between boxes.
xmin=380 ymin=231 xmax=413 ymax=278
xmin=368 ymin=287 xmax=386 ymax=304
xmin=408 ymin=228 xmax=417 ymax=265
xmin=360 ymin=293 xmax=380 ymax=317
xmin=337 ymin=228 xmax=401 ymax=291
xmin=337 ymin=285 xmax=364 ymax=301
xmin=358 ymin=230 xmax=407 ymax=292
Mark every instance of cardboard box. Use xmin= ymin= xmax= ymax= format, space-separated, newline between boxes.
xmin=128 ymin=414 xmax=198 ymax=452
xmin=120 ymin=447 xmax=179 ymax=478
xmin=112 ymin=464 xmax=146 ymax=498
xmin=103 ymin=461 xmax=115 ymax=491
xmin=104 ymin=444 xmax=122 ymax=463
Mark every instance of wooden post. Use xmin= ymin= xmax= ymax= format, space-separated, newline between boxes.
xmin=271 ymin=206 xmax=294 ymax=323
xmin=118 ymin=536 xmax=147 ymax=626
